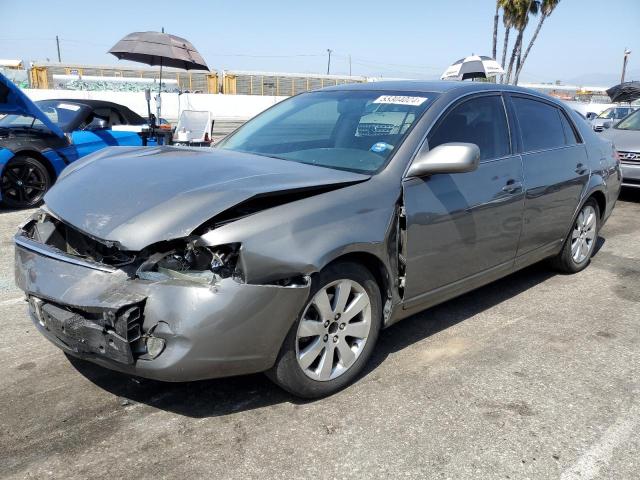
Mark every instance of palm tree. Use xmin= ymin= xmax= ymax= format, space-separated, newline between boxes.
xmin=513 ymin=0 xmax=560 ymax=85
xmin=492 ymin=1 xmax=500 ymax=60
xmin=504 ymin=0 xmax=539 ymax=84
xmin=499 ymin=0 xmax=518 ymax=83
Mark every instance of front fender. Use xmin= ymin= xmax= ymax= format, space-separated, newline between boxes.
xmin=40 ymin=149 xmax=68 ymax=176
xmin=0 ymin=146 xmax=16 ymax=169
xmin=0 ymin=147 xmax=16 ymax=200
xmin=199 ymin=177 xmax=400 ymax=286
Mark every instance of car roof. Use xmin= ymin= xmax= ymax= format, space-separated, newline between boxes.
xmin=322 ymin=80 xmax=469 ymax=93
xmin=38 ymin=98 xmax=131 ymax=110
xmin=321 ymin=80 xmax=563 ymax=103
xmin=36 ymin=98 xmax=146 ymax=123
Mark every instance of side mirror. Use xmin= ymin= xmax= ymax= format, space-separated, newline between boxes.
xmin=407 ymin=142 xmax=480 ymax=177
xmin=603 ymin=122 xmax=612 ymax=129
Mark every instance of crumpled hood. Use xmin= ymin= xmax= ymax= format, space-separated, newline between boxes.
xmin=599 ymin=128 xmax=640 ymax=152
xmin=44 ymin=146 xmax=369 ymax=250
xmin=0 ymin=72 xmax=65 ymax=138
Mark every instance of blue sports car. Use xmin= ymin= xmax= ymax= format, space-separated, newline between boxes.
xmin=0 ymin=72 xmax=145 ymax=209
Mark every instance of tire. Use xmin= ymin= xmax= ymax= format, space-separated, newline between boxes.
xmin=551 ymin=198 xmax=600 ymax=273
xmin=1 ymin=155 xmax=51 ymax=209
xmin=266 ymin=261 xmax=382 ymax=399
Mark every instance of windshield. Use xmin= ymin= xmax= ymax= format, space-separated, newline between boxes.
xmin=217 ymin=90 xmax=436 ymax=173
xmin=598 ymin=107 xmax=631 ymax=120
xmin=0 ymin=100 xmax=86 ymax=132
xmin=597 ymin=108 xmax=614 ymax=119
xmin=615 ymin=109 xmax=640 ymax=131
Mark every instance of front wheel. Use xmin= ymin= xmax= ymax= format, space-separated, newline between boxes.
xmin=551 ymin=198 xmax=600 ymax=273
xmin=267 ymin=261 xmax=382 ymax=398
xmin=1 ymin=156 xmax=51 ymax=209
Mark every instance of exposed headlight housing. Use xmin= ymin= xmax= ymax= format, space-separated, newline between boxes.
xmin=145 ymin=335 xmax=166 ymax=358
xmin=137 ymin=242 xmax=241 ymax=284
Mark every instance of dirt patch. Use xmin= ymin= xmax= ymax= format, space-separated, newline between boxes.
xmin=480 ymin=400 xmax=535 ymax=418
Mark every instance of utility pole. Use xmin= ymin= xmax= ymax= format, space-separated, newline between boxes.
xmin=55 ymin=36 xmax=61 ymax=62
xmin=157 ymin=27 xmax=165 ymax=119
xmin=349 ymin=54 xmax=352 ymax=76
xmin=621 ymin=48 xmax=631 ymax=84
xmin=326 ymin=49 xmax=332 ymax=75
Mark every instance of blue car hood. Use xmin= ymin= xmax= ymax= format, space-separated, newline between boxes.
xmin=0 ymin=72 xmax=65 ymax=138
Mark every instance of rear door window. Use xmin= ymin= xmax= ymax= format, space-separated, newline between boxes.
xmin=428 ymin=95 xmax=511 ymax=161
xmin=512 ymin=97 xmax=565 ymax=152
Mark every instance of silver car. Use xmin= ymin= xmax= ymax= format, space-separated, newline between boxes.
xmin=14 ymin=82 xmax=621 ymax=398
xmin=600 ymin=108 xmax=640 ymax=188
xmin=591 ymin=106 xmax=638 ymax=132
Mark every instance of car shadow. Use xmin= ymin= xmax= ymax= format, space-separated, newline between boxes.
xmin=619 ymin=188 xmax=640 ymax=203
xmin=69 ymin=261 xmax=561 ymax=418
xmin=362 ymin=262 xmax=555 ymax=376
xmin=0 ymin=207 xmax=32 ymax=214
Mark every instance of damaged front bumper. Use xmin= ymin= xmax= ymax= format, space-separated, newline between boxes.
xmin=14 ymin=228 xmax=310 ymax=382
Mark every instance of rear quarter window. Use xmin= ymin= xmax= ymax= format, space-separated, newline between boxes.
xmin=559 ymin=110 xmax=581 ymax=145
xmin=512 ymin=97 xmax=566 ymax=152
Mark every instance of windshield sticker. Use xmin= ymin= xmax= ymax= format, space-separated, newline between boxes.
xmin=370 ymin=142 xmax=393 ymax=153
xmin=57 ymin=103 xmax=81 ymax=111
xmin=373 ymin=95 xmax=428 ymax=106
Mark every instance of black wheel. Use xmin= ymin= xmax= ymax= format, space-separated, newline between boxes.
xmin=1 ymin=155 xmax=51 ymax=209
xmin=551 ymin=198 xmax=600 ymax=273
xmin=266 ymin=261 xmax=382 ymax=398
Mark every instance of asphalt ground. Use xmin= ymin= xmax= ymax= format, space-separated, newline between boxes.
xmin=0 ymin=189 xmax=638 ymax=480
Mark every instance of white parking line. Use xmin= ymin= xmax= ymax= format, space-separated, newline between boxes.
xmin=561 ymin=401 xmax=640 ymax=480
xmin=0 ymin=297 xmax=25 ymax=306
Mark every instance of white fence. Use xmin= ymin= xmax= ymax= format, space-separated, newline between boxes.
xmin=23 ymin=89 xmax=287 ymax=123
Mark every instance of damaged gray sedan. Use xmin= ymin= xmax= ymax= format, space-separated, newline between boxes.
xmin=15 ymin=82 xmax=621 ymax=398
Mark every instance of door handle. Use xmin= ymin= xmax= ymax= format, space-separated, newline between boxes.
xmin=575 ymin=163 xmax=588 ymax=175
xmin=502 ymin=180 xmax=523 ymax=194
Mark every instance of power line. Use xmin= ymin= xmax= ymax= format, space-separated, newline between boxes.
xmin=208 ymin=53 xmax=325 ymax=58
xmin=331 ymin=52 xmax=442 ymax=71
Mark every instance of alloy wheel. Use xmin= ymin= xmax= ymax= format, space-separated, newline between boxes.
xmin=1 ymin=158 xmax=49 ymax=208
xmin=295 ymin=279 xmax=372 ymax=381
xmin=571 ymin=204 xmax=597 ymax=264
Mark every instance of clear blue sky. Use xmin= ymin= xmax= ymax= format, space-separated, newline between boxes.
xmin=0 ymin=0 xmax=638 ymax=84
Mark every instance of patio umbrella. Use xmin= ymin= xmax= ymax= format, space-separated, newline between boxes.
xmin=441 ymin=55 xmax=504 ymax=81
xmin=108 ymin=31 xmax=209 ymax=116
xmin=606 ymin=81 xmax=640 ymax=103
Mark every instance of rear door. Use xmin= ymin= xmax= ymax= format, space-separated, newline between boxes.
xmin=508 ymin=94 xmax=589 ymax=258
xmin=402 ymin=93 xmax=525 ymax=301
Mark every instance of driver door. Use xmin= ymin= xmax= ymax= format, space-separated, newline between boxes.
xmin=402 ymin=93 xmax=524 ymax=304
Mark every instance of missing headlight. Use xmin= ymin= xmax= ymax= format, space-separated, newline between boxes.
xmin=137 ymin=242 xmax=242 ymax=284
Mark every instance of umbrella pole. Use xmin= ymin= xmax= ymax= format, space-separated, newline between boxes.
xmin=157 ymin=58 xmax=163 ymax=119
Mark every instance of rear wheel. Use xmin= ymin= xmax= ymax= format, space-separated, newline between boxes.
xmin=267 ymin=261 xmax=382 ymax=398
xmin=551 ymin=198 xmax=600 ymax=273
xmin=1 ymin=155 xmax=51 ymax=209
